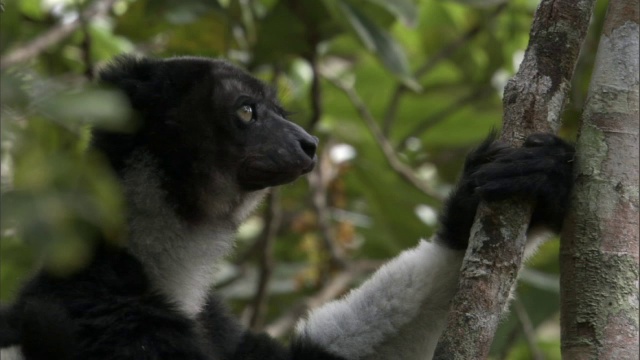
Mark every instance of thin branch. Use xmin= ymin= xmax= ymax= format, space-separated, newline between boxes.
xmin=307 ymin=54 xmax=323 ymax=131
xmin=382 ymin=4 xmax=507 ymax=136
xmin=497 ymin=326 xmax=523 ymax=360
xmin=308 ymin=153 xmax=348 ymax=272
xmin=247 ymin=69 xmax=287 ymax=330
xmin=248 ymin=190 xmax=282 ymax=330
xmin=76 ymin=1 xmax=95 ymax=80
xmin=323 ymin=75 xmax=444 ymax=201
xmin=264 ymin=260 xmax=381 ymax=339
xmin=1 ymin=0 xmax=117 ymax=70
xmin=397 ymin=87 xmax=492 ymax=149
xmin=302 ymin=52 xmax=346 ymax=272
xmin=415 ymin=5 xmax=506 ymax=80
xmin=513 ymin=298 xmax=544 ymax=360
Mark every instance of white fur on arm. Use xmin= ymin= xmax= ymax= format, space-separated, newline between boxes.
xmin=294 ymin=240 xmax=464 ymax=360
xmin=0 ymin=346 xmax=24 ymax=360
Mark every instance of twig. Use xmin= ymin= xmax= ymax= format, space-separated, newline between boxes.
xmin=497 ymin=326 xmax=522 ymax=360
xmin=323 ymin=75 xmax=444 ymax=201
xmin=233 ymin=238 xmax=261 ymax=266
xmin=247 ymin=190 xmax=282 ymax=330
xmin=302 ymin=52 xmax=346 ymax=272
xmin=308 ymin=155 xmax=348 ymax=273
xmin=307 ymin=54 xmax=323 ymax=131
xmin=76 ymin=1 xmax=95 ymax=80
xmin=1 ymin=0 xmax=117 ymax=70
xmin=245 ymin=68 xmax=284 ymax=330
xmin=415 ymin=6 xmax=506 ymax=80
xmin=382 ymin=4 xmax=507 ymax=136
xmin=264 ymin=260 xmax=380 ymax=339
xmin=513 ymin=298 xmax=544 ymax=360
xmin=397 ymin=87 xmax=492 ymax=149
xmin=382 ymin=85 xmax=408 ymax=137
xmin=310 ymin=162 xmax=344 ymax=273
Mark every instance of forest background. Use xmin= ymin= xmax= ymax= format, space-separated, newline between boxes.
xmin=0 ymin=0 xmax=612 ymax=358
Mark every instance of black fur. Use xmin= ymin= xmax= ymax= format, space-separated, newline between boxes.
xmin=4 ymin=244 xmax=344 ymax=359
xmin=0 ymin=306 xmax=20 ymax=348
xmin=9 ymin=245 xmax=210 ymax=360
xmin=1 ymin=55 xmax=339 ymax=360
xmin=1 ymin=55 xmax=574 ymax=360
xmin=437 ymin=132 xmax=574 ymax=250
xmin=93 ymin=55 xmax=317 ymax=224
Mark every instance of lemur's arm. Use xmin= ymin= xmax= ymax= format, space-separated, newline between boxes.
xmin=293 ymin=133 xmax=574 ymax=360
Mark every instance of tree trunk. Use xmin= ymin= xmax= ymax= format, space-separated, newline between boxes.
xmin=433 ymin=0 xmax=596 ymax=358
xmin=560 ymin=0 xmax=640 ymax=358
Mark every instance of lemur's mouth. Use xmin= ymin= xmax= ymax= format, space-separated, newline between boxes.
xmin=237 ymin=157 xmax=316 ymax=191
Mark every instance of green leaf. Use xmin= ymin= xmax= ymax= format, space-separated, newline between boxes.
xmin=253 ymin=1 xmax=312 ymax=62
xmin=18 ymin=0 xmax=44 ymax=20
xmin=365 ymin=0 xmax=418 ymax=27
xmin=38 ymin=87 xmax=132 ymax=130
xmin=444 ymin=0 xmax=508 ymax=9
xmin=89 ymin=23 xmax=134 ymax=61
xmin=253 ymin=0 xmax=342 ymax=64
xmin=333 ymin=0 xmax=419 ymax=90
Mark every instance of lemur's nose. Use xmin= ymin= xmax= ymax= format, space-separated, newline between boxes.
xmin=299 ymin=136 xmax=318 ymax=159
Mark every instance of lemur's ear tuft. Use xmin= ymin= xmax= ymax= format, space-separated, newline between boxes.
xmin=98 ymin=55 xmax=163 ymax=111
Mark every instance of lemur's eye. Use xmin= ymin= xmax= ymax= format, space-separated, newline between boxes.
xmin=236 ymin=105 xmax=254 ymax=123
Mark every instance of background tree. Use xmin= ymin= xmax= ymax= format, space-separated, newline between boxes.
xmin=0 ymin=0 xmax=618 ymax=358
xmin=560 ymin=0 xmax=639 ymax=358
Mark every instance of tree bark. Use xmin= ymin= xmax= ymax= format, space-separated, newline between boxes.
xmin=560 ymin=0 xmax=640 ymax=358
xmin=433 ymin=0 xmax=596 ymax=358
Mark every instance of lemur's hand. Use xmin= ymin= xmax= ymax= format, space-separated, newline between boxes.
xmin=438 ymin=133 xmax=575 ymax=250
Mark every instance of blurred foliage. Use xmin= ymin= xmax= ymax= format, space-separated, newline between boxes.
xmin=0 ymin=0 xmax=607 ymax=358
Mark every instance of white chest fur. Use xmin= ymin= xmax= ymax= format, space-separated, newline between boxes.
xmin=122 ymin=151 xmax=265 ymax=316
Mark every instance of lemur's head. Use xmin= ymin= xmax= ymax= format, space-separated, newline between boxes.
xmin=93 ymin=56 xmax=317 ymax=223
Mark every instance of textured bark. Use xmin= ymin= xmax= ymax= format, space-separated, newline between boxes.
xmin=433 ymin=0 xmax=596 ymax=358
xmin=560 ymin=0 xmax=640 ymax=358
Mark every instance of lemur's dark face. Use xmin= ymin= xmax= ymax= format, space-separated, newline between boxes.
xmin=93 ymin=56 xmax=317 ymax=223
xmin=206 ymin=64 xmax=318 ymax=191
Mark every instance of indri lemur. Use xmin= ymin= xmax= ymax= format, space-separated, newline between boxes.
xmin=0 ymin=56 xmax=574 ymax=360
